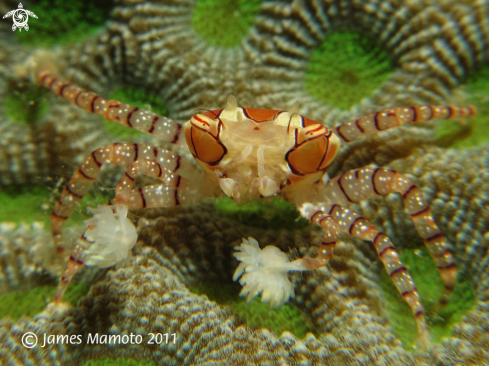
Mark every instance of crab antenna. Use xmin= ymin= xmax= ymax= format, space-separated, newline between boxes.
xmin=288 ymin=101 xmax=299 ymax=115
xmin=225 ymin=95 xmax=238 ymax=111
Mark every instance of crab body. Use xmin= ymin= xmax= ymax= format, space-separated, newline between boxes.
xmin=185 ymin=99 xmax=340 ymax=204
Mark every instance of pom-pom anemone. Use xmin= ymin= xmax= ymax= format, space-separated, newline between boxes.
xmin=83 ymin=205 xmax=138 ymax=268
xmin=233 ymin=237 xmax=306 ymax=308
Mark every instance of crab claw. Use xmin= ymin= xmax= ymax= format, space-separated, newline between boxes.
xmin=219 ymin=178 xmax=241 ymax=203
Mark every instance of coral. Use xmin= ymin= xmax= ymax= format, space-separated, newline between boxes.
xmin=0 ymin=41 xmax=109 ymax=186
xmin=305 ymin=31 xmax=393 ymax=110
xmin=15 ymin=0 xmax=113 ymax=46
xmin=378 ymin=246 xmax=475 ymax=346
xmin=62 ymin=0 xmax=253 ymax=120
xmin=44 ymin=0 xmax=487 ymax=186
xmin=0 ymin=284 xmax=90 ymax=321
xmin=437 ymin=65 xmax=489 ymax=149
xmin=4 ymin=83 xmax=49 ymax=125
xmin=0 ymin=221 xmax=56 ymax=294
xmin=0 ymin=219 xmax=103 ymax=296
xmin=215 ymin=196 xmax=310 ymax=230
xmin=82 ymin=359 xmax=155 ymax=366
xmin=0 ymin=142 xmax=489 ymax=365
xmin=0 ymin=248 xmax=415 ymax=365
xmin=0 ymin=186 xmax=52 ymax=226
xmin=60 ymin=0 xmax=489 ymax=123
xmin=192 ymin=0 xmax=263 ymax=48
xmin=190 ymin=283 xmax=313 ymax=339
xmin=2 ymin=0 xmax=488 ymax=183
xmin=247 ymin=0 xmax=489 ymax=120
xmin=2 ymin=0 xmax=483 ymax=190
xmin=424 ymin=247 xmax=489 ymax=365
xmin=1 ymin=0 xmax=489 ymax=364
xmin=0 ymin=96 xmax=107 ymax=186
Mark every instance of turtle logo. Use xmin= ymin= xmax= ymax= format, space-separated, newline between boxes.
xmin=3 ymin=3 xmax=38 ymax=32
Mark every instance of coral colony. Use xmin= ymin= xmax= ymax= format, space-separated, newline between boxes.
xmin=1 ymin=0 xmax=489 ymax=364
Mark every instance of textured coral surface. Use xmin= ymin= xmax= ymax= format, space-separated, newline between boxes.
xmin=0 ymin=0 xmax=489 ymax=365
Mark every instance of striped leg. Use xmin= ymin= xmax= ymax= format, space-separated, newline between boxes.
xmin=54 ymin=157 xmax=205 ymax=303
xmin=324 ymin=167 xmax=455 ymax=304
xmin=39 ymin=71 xmax=185 ymax=145
xmin=55 ymin=203 xmax=135 ymax=303
xmin=300 ymin=202 xmax=427 ymax=339
xmin=54 ymin=240 xmax=88 ymax=303
xmin=281 ymin=209 xmax=341 ymax=272
xmin=334 ymin=105 xmax=476 ymax=143
xmin=113 ymin=158 xmax=204 ymax=208
xmin=51 ymin=143 xmax=198 ymax=253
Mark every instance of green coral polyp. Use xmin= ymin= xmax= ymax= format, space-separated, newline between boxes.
xmin=305 ymin=32 xmax=393 ymax=110
xmin=380 ymin=247 xmax=475 ymax=350
xmin=214 ymin=196 xmax=310 ymax=230
xmin=436 ymin=65 xmax=489 ymax=149
xmin=191 ymin=283 xmax=314 ymax=338
xmin=4 ymin=86 xmax=49 ymax=125
xmin=0 ymin=186 xmax=51 ymax=225
xmin=0 ymin=284 xmax=90 ymax=321
xmin=192 ymin=0 xmax=263 ymax=48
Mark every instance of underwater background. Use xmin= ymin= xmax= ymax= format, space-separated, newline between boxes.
xmin=0 ymin=0 xmax=488 ymax=364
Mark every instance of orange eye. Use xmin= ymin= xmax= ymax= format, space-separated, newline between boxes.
xmin=185 ymin=114 xmax=227 ymax=166
xmin=286 ymin=126 xmax=340 ymax=175
xmin=190 ymin=114 xmax=212 ymax=131
xmin=304 ymin=124 xmax=327 ymax=139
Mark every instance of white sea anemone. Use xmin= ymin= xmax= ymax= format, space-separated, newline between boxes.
xmin=82 ymin=204 xmax=138 ymax=268
xmin=233 ymin=237 xmax=305 ymax=308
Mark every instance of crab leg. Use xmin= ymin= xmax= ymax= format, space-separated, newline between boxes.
xmin=54 ymin=237 xmax=90 ymax=304
xmin=324 ymin=167 xmax=455 ymax=304
xmin=39 ymin=72 xmax=185 ymax=145
xmin=300 ymin=202 xmax=427 ymax=338
xmin=51 ymin=143 xmax=196 ymax=253
xmin=334 ymin=105 xmax=476 ymax=143
xmin=113 ymin=158 xmax=203 ymax=208
xmin=54 ymin=156 xmax=205 ymax=303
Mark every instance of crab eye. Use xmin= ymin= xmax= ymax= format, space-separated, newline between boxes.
xmin=303 ymin=124 xmax=327 ymax=140
xmin=190 ymin=114 xmax=212 ymax=131
xmin=185 ymin=114 xmax=227 ymax=165
xmin=285 ymin=125 xmax=340 ymax=175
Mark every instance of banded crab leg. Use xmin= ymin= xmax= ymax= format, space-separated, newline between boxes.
xmin=39 ymin=71 xmax=185 ymax=145
xmin=300 ymin=202 xmax=428 ymax=339
xmin=324 ymin=167 xmax=455 ymax=304
xmin=51 ymin=143 xmax=198 ymax=254
xmin=112 ymin=157 xmax=204 ymax=208
xmin=54 ymin=156 xmax=206 ymax=303
xmin=334 ymin=105 xmax=476 ymax=143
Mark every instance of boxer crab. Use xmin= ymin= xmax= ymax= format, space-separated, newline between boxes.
xmin=39 ymin=71 xmax=476 ymax=341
